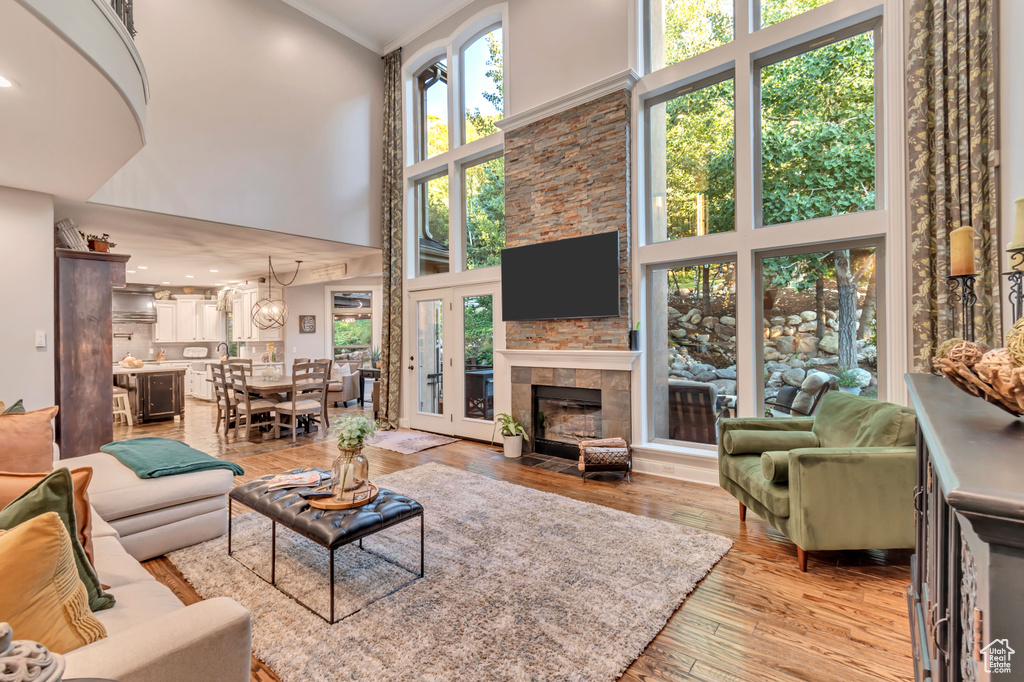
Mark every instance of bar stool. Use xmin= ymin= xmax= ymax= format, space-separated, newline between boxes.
xmin=113 ymin=386 xmax=133 ymax=426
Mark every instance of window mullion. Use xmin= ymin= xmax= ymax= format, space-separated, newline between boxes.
xmin=448 ymin=159 xmax=465 ymax=273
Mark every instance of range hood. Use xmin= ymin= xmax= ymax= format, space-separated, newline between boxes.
xmin=112 ymin=290 xmax=157 ymax=324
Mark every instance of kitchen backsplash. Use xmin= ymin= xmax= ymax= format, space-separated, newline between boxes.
xmin=113 ymin=323 xmax=221 ymax=362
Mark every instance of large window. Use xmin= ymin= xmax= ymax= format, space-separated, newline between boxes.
xmin=759 ymin=28 xmax=877 ymax=227
xmin=406 ymin=15 xmax=506 ymax=281
xmin=465 ymin=156 xmax=505 ymax=269
xmin=639 ymin=0 xmax=898 ymax=450
xmin=332 ymin=292 xmax=372 ymax=362
xmin=649 ymin=75 xmax=735 ymax=242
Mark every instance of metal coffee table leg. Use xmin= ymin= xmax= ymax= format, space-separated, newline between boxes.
xmin=330 ymin=548 xmax=335 ymax=624
xmin=271 ymin=520 xmax=277 ymax=585
xmin=227 ymin=498 xmax=233 ymax=554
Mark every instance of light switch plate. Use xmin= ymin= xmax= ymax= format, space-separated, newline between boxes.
xmin=34 ymin=331 xmax=46 ymax=348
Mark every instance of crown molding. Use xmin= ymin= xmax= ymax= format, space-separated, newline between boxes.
xmin=277 ymin=0 xmax=385 ymax=54
xmin=381 ymin=0 xmax=483 ymax=55
xmin=496 ymin=69 xmax=639 ymax=133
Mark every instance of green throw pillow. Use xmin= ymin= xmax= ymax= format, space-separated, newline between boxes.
xmin=2 ymin=399 xmax=25 ymax=414
xmin=0 ymin=468 xmax=115 ymax=612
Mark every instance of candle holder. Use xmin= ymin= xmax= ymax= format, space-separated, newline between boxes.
xmin=946 ymin=274 xmax=978 ymax=342
xmin=1002 ymin=247 xmax=1024 ymax=323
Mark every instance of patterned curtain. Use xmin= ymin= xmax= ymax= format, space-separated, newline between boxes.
xmin=908 ymin=0 xmax=999 ymax=372
xmin=379 ymin=48 xmax=403 ymax=429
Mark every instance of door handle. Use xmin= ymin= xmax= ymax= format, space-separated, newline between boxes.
xmin=408 ymin=365 xmax=414 ymax=370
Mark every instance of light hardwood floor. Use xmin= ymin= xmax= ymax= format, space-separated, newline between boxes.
xmin=132 ymin=398 xmax=913 ymax=681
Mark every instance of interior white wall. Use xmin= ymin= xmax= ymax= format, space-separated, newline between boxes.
xmin=0 ymin=186 xmax=55 ymax=410
xmin=401 ymin=0 xmax=632 ymax=117
xmin=89 ymin=0 xmax=384 ymax=248
xmin=1000 ymin=1 xmax=1023 ymax=335
xmin=283 ymin=276 xmax=383 ymax=365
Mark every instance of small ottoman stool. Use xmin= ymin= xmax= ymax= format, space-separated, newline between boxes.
xmin=578 ymin=437 xmax=632 ymax=482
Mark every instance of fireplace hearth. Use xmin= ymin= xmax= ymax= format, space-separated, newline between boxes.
xmin=533 ymin=385 xmax=602 ymax=459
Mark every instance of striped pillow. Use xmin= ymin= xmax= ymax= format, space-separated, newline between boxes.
xmin=0 ymin=512 xmax=106 ymax=653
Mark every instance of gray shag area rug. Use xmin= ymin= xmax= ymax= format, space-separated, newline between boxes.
xmin=169 ymin=463 xmax=732 ymax=681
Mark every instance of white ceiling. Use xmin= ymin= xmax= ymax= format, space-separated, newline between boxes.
xmin=54 ymin=199 xmax=378 ymax=290
xmin=279 ymin=0 xmax=475 ymax=54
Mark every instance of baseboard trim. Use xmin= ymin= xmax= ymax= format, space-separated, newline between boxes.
xmin=631 ymin=447 xmax=720 ymax=486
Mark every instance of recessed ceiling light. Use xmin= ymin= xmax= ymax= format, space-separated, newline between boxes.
xmin=161 ymin=281 xmax=170 ymax=285
xmin=185 ymin=275 xmax=194 ymax=278
xmin=0 ymin=75 xmax=14 ymax=88
xmin=209 ymin=269 xmax=219 ymax=273
xmin=126 ymin=270 xmax=136 ymax=274
xmin=228 ymin=280 xmax=240 ymax=284
xmin=214 ymin=283 xmax=224 ymax=286
xmin=137 ymin=266 xmax=148 ymax=270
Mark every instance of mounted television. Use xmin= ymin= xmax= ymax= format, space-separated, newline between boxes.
xmin=501 ymin=231 xmax=620 ymax=321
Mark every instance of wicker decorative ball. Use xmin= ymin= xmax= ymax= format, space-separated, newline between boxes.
xmin=1007 ymin=317 xmax=1024 ymax=367
xmin=934 ymin=338 xmax=966 ymax=359
xmin=946 ymin=341 xmax=984 ymax=367
xmin=976 ymin=348 xmax=1017 ymax=385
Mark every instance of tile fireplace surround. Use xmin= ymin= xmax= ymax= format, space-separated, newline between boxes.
xmin=510 ymin=365 xmax=632 ymax=456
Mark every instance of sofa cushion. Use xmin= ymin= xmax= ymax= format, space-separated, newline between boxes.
xmin=720 ymin=453 xmax=790 ymax=518
xmin=0 ymin=405 xmax=58 ymax=473
xmin=722 ymin=429 xmax=818 ymax=455
xmin=91 ymin=535 xmax=157 ymax=589
xmin=0 ymin=468 xmax=114 ymax=612
xmin=812 ymin=393 xmax=916 ymax=448
xmin=91 ymin=512 xmax=118 ymax=539
xmin=67 ymin=453 xmax=233 ymax=522
xmin=95 ymin=578 xmax=185 ymax=637
xmin=0 ymin=512 xmax=107 ymax=653
xmin=760 ymin=451 xmax=790 ymax=483
xmin=0 ymin=467 xmax=96 ymax=566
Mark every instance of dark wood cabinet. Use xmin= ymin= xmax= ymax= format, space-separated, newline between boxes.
xmin=137 ymin=370 xmax=184 ymax=422
xmin=54 ymin=248 xmax=130 ymax=459
xmin=907 ymin=375 xmax=1024 ymax=682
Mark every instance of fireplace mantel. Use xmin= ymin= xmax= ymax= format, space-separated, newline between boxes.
xmin=497 ymin=349 xmax=640 ymax=371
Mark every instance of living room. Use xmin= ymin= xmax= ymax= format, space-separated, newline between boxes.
xmin=1 ymin=0 xmax=1022 ymax=680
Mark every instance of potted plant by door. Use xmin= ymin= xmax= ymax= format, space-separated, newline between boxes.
xmin=836 ymin=368 xmax=863 ymax=395
xmin=492 ymin=413 xmax=529 ymax=458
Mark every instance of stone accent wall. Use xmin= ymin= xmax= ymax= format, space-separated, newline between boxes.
xmin=503 ymin=90 xmax=631 ymax=350
xmin=510 ymin=366 xmax=631 ymax=455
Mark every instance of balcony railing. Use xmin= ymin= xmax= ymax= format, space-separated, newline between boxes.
xmin=110 ymin=0 xmax=135 ymax=37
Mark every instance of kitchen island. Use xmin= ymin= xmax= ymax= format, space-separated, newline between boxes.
xmin=113 ymin=366 xmax=186 ymax=423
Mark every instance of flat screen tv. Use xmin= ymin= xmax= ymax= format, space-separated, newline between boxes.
xmin=501 ymin=231 xmax=620 ymax=321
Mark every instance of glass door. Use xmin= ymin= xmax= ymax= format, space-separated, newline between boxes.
xmin=408 ymin=284 xmax=502 ymax=439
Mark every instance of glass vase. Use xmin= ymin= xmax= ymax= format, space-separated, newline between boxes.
xmin=331 ymin=446 xmax=369 ymax=502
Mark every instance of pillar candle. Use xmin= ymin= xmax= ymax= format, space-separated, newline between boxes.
xmin=950 ymin=225 xmax=977 ymax=276
xmin=1010 ymin=197 xmax=1024 ymax=271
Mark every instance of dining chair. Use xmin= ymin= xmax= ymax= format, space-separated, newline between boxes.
xmin=274 ymin=361 xmax=329 ymax=442
xmin=226 ymin=358 xmax=254 ymax=376
xmin=212 ymin=362 xmax=236 ymax=436
xmin=227 ymin=363 xmax=276 ymax=441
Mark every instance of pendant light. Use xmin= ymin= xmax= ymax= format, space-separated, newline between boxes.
xmin=252 ymin=256 xmax=302 ymax=330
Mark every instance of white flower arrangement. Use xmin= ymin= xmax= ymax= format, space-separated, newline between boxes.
xmin=337 ymin=414 xmax=377 ymax=450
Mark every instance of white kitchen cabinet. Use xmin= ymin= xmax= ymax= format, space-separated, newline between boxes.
xmin=176 ymin=299 xmax=198 ymax=342
xmin=232 ymin=286 xmax=282 ymax=343
xmin=200 ymin=301 xmax=223 ymax=342
xmin=154 ymin=302 xmax=177 ymax=342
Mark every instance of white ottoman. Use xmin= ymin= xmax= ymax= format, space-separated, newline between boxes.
xmin=67 ymin=452 xmax=234 ymax=560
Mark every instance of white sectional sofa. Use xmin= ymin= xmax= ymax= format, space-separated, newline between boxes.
xmin=57 ymin=453 xmax=252 ymax=682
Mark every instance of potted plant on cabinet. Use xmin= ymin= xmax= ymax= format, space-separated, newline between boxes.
xmin=492 ymin=413 xmax=529 ymax=459
xmin=836 ymin=368 xmax=862 ymax=395
xmin=83 ymin=233 xmax=116 ymax=252
xmin=369 ymin=346 xmax=382 ymax=369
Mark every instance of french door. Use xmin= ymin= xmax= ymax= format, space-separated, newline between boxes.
xmin=408 ymin=283 xmax=502 ymax=440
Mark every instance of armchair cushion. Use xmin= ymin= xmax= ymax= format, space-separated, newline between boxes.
xmin=760 ymin=451 xmax=790 ymax=482
xmin=812 ymin=392 xmax=917 ymax=448
xmin=720 ymin=454 xmax=790 ymax=518
xmin=722 ymin=429 xmax=818 ymax=455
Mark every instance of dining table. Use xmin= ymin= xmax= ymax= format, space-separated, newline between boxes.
xmin=207 ymin=375 xmax=300 ymax=400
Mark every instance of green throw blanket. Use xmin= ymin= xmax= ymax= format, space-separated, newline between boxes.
xmin=100 ymin=438 xmax=244 ymax=478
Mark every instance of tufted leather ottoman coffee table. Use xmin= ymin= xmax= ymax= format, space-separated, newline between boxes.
xmin=229 ymin=468 xmax=424 ymax=623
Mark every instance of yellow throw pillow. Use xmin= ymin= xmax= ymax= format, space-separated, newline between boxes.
xmin=0 ymin=512 xmax=106 ymax=654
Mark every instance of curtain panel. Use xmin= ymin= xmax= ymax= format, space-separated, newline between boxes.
xmin=379 ymin=48 xmax=403 ymax=429
xmin=908 ymin=0 xmax=999 ymax=372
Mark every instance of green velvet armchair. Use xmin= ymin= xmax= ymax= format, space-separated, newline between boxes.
xmin=717 ymin=392 xmax=917 ymax=571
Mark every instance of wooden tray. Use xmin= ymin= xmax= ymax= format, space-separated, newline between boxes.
xmin=308 ymin=483 xmax=379 ymax=510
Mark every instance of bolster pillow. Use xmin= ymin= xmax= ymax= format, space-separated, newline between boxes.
xmin=760 ymin=451 xmax=790 ymax=482
xmin=722 ymin=429 xmax=818 ymax=455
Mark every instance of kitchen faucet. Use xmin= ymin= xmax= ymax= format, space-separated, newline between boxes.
xmin=216 ymin=342 xmax=229 ymax=359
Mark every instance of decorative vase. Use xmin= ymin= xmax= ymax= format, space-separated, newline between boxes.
xmin=502 ymin=434 xmax=523 ymax=459
xmin=332 ymin=446 xmax=369 ymax=502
